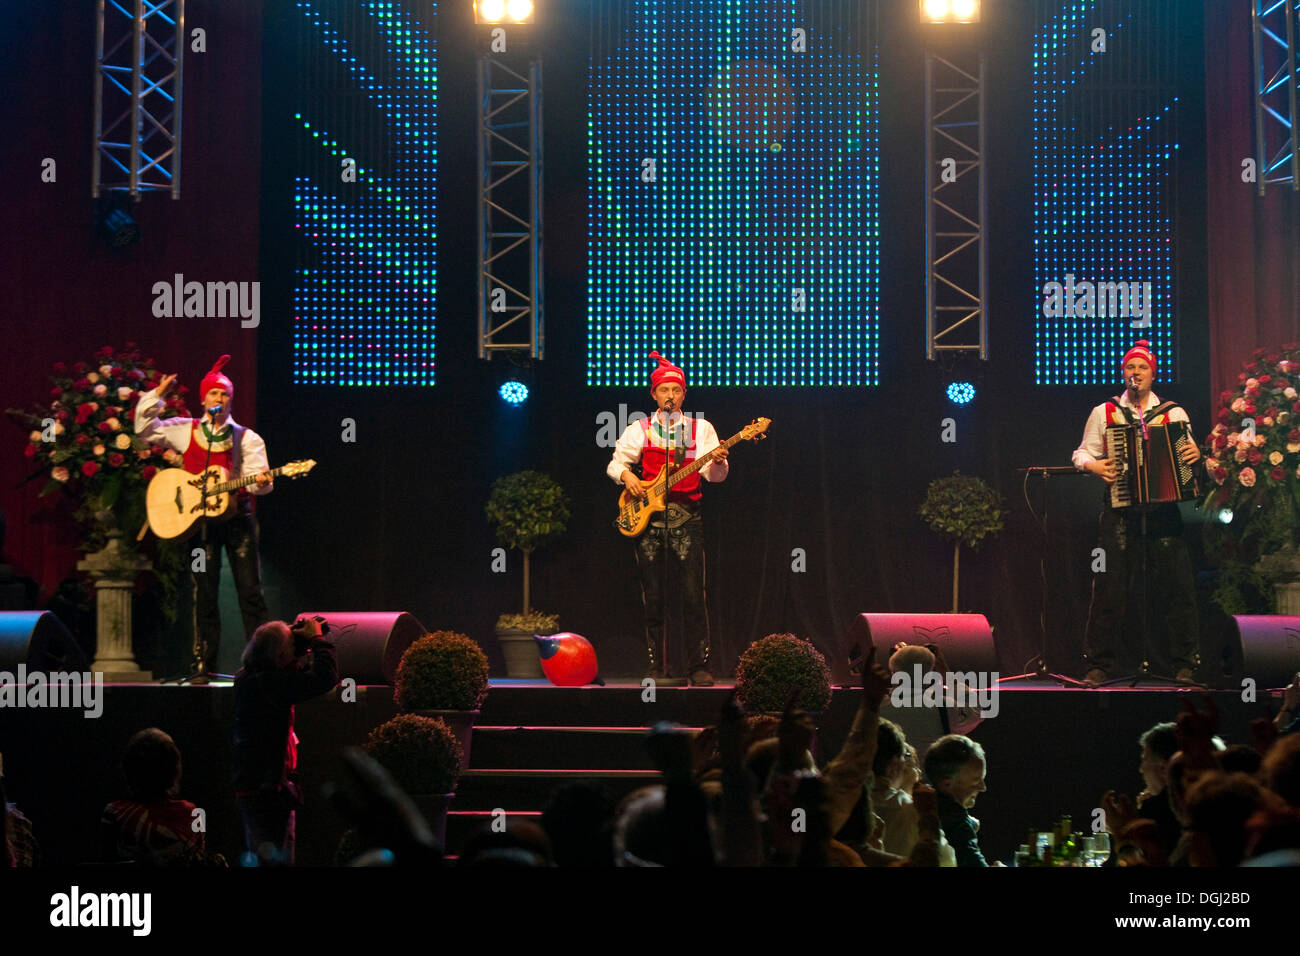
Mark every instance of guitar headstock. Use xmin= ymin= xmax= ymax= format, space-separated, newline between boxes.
xmin=282 ymin=459 xmax=317 ymax=478
xmin=741 ymin=418 xmax=771 ymax=441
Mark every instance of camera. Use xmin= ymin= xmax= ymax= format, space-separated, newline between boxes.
xmin=290 ymin=615 xmax=330 ymax=656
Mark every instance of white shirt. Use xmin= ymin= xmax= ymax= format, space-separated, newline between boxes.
xmin=1072 ymin=391 xmax=1190 ymax=472
xmin=605 ymin=410 xmax=729 ymax=485
xmin=134 ymin=388 xmax=272 ymax=493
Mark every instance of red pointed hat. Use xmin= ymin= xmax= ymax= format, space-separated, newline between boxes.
xmin=199 ymin=355 xmax=234 ymax=398
xmin=1122 ymin=340 xmax=1156 ymax=373
xmin=648 ymin=351 xmax=685 ymax=389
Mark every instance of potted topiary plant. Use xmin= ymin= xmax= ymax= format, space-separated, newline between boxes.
xmin=485 ymin=470 xmax=570 ymax=677
xmin=734 ymin=633 xmax=833 ymax=716
xmin=365 ymin=713 xmax=463 ymax=848
xmin=393 ymin=630 xmax=489 ymax=768
xmin=919 ymin=471 xmax=1005 ymax=613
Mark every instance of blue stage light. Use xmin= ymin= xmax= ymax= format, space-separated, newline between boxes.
xmin=947 ymin=381 xmax=976 ymax=405
xmin=499 ymin=380 xmax=529 ymax=405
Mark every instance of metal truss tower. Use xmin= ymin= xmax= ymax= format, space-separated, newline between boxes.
xmin=925 ymin=51 xmax=986 ymax=360
xmin=477 ymin=57 xmax=544 ymax=359
xmin=93 ymin=0 xmax=185 ymax=199
xmin=1253 ymin=0 xmax=1300 ymax=193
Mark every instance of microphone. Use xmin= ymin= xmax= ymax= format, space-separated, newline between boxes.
xmin=207 ymin=404 xmax=225 ymax=417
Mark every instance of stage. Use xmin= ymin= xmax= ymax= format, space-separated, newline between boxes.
xmin=0 ymin=677 xmax=1282 ymax=866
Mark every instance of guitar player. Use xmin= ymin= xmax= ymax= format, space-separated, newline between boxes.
xmin=134 ymin=355 xmax=273 ymax=681
xmin=1072 ymin=339 xmax=1202 ymax=686
xmin=606 ymin=352 xmax=729 ymax=686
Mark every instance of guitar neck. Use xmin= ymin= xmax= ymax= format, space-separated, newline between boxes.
xmin=211 ymin=465 xmax=285 ymax=495
xmin=662 ymin=430 xmax=744 ymax=490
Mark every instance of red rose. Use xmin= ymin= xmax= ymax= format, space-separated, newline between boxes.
xmin=73 ymin=362 xmax=87 ymax=374
xmin=1277 ymin=378 xmax=1290 ymax=389
xmin=75 ymin=402 xmax=98 ymax=424
xmin=23 ymin=443 xmax=37 ymax=459
xmin=1249 ymin=448 xmax=1263 ymax=464
xmin=1260 ymin=375 xmax=1273 ymax=384
xmin=1239 ymin=373 xmax=1248 ymax=384
xmin=74 ymin=378 xmax=91 ymax=391
xmin=111 ymin=366 xmax=122 ymax=377
xmin=1290 ymin=429 xmax=1300 ymax=442
xmin=108 ymin=452 xmax=125 ymax=467
xmin=1218 ymin=409 xmax=1233 ymax=424
xmin=1245 ymin=404 xmax=1257 ymax=415
xmin=100 ymin=346 xmax=115 ymax=358
xmin=1254 ymin=348 xmax=1268 ymax=358
xmin=128 ymin=369 xmax=144 ymax=381
xmin=1267 ymin=353 xmax=1281 ymax=364
xmin=1220 ymin=391 xmax=1233 ymax=404
xmin=49 ymin=387 xmax=62 ymax=398
xmin=97 ymin=421 xmax=113 ymax=433
xmin=1266 ymin=406 xmax=1280 ymax=419
xmin=1272 ymin=466 xmax=1286 ymax=482
xmin=124 ymin=408 xmax=134 ymax=419
xmin=1214 ymin=466 xmax=1228 ymax=482
xmin=81 ymin=461 xmax=99 ymax=477
xmin=52 ymin=361 xmax=66 ymax=373
xmin=142 ymin=466 xmax=157 ymax=480
xmin=1212 ymin=435 xmax=1228 ymax=451
xmin=151 ymin=444 xmax=166 ymax=456
xmin=57 ymin=410 xmax=70 ymax=422
xmin=1246 ymin=387 xmax=1260 ymax=400
xmin=75 ymin=434 xmax=90 ymax=446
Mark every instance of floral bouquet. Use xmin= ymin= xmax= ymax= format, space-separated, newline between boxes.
xmin=8 ymin=344 xmax=190 ymax=549
xmin=1201 ymin=345 xmax=1300 ymax=611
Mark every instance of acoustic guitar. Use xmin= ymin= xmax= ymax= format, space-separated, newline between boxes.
xmin=615 ymin=419 xmax=769 ymax=537
xmin=145 ymin=460 xmax=316 ymax=540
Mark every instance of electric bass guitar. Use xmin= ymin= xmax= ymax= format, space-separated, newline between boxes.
xmin=145 ymin=460 xmax=316 ymax=540
xmin=615 ymin=419 xmax=770 ymax=537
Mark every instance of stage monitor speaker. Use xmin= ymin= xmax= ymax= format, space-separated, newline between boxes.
xmin=837 ymin=613 xmax=997 ymax=684
xmin=301 ymin=611 xmax=428 ymax=685
xmin=1224 ymin=616 xmax=1300 ymax=689
xmin=0 ymin=611 xmax=90 ymax=672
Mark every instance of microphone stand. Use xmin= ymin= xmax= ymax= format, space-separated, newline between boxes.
xmin=1098 ymin=384 xmax=1183 ymax=689
xmin=657 ymin=401 xmax=686 ymax=687
xmin=169 ymin=405 xmax=226 ymax=685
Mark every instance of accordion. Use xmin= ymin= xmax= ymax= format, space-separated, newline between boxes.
xmin=1105 ymin=420 xmax=1201 ymax=508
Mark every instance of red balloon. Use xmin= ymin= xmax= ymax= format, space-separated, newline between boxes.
xmin=535 ymin=632 xmax=599 ymax=686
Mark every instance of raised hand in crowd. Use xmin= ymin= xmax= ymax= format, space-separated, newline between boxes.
xmin=1175 ymin=695 xmax=1221 ymax=772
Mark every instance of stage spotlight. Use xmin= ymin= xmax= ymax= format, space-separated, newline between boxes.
xmin=475 ymin=0 xmax=533 ymax=24
xmin=946 ymin=381 xmax=976 ymax=405
xmin=920 ymin=0 xmax=980 ymax=23
xmin=499 ymin=379 xmax=529 ymax=405
xmin=1218 ymin=508 xmax=1234 ymax=525
xmin=96 ymin=197 xmax=139 ymax=248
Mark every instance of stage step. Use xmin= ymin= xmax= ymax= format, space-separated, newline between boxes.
xmin=476 ymin=682 xmax=753 ymax=727
xmin=468 ymin=725 xmax=702 ymax=770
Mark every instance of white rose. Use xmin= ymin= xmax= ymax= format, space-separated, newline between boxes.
xmin=1247 ymin=378 xmax=1259 ymax=388
xmin=105 ymin=417 xmax=121 ymax=431
xmin=1287 ymin=387 xmax=1297 ymax=399
xmin=1205 ymin=458 xmax=1220 ymax=471
xmin=86 ymin=372 xmax=100 ymax=383
xmin=51 ymin=466 xmax=69 ymax=483
xmin=93 ymin=384 xmax=107 ymax=396
xmin=164 ymin=450 xmax=182 ymax=465
xmin=93 ymin=444 xmax=106 ymax=457
xmin=1235 ymin=449 xmax=1248 ymax=462
xmin=1231 ymin=398 xmax=1246 ymax=413
xmin=118 ymin=386 xmax=132 ymax=401
xmin=1280 ymin=412 xmax=1292 ymax=424
xmin=1288 ymin=442 xmax=1300 ymax=454
xmin=54 ymin=422 xmax=65 ymax=435
xmin=28 ymin=430 xmax=42 ymax=443
xmin=1263 ymin=417 xmax=1275 ymax=427
xmin=1270 ymin=451 xmax=1284 ymax=466
xmin=114 ymin=433 xmax=131 ymax=450
xmin=99 ymin=364 xmax=113 ymax=377
xmin=1257 ymin=433 xmax=1269 ymax=447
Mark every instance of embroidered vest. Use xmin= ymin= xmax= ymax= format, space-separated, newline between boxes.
xmin=640 ymin=415 xmax=703 ymax=501
xmin=182 ymin=421 xmax=235 ymax=473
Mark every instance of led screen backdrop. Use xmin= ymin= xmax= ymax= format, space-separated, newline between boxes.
xmin=1033 ymin=0 xmax=1181 ymax=385
xmin=587 ymin=0 xmax=880 ymax=386
xmin=291 ymin=0 xmax=438 ymax=386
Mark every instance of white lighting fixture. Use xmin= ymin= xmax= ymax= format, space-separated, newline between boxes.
xmin=506 ymin=0 xmax=534 ymax=23
xmin=477 ymin=0 xmax=506 ymax=24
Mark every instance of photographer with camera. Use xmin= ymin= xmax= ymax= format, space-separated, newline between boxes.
xmin=232 ymin=615 xmax=338 ymax=865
